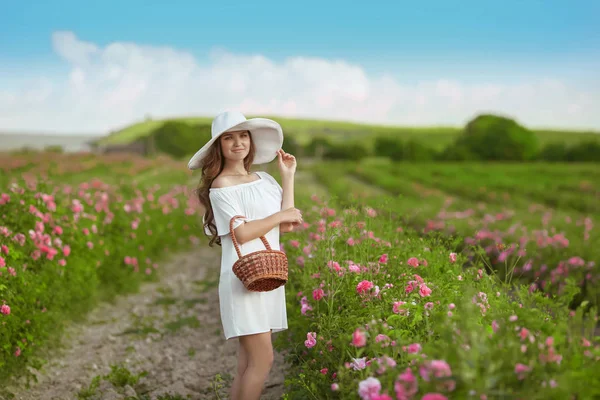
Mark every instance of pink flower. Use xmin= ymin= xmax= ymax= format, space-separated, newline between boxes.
xmin=393 ymin=301 xmax=408 ymax=315
xmin=379 ymin=254 xmax=388 ymax=264
xmin=449 ymin=252 xmax=457 ymax=263
xmin=320 ymin=368 xmax=328 ymax=375
xmin=1 ymin=245 xmax=8 ymax=255
xmin=349 ymin=264 xmax=361 ymax=273
xmin=424 ymin=302 xmax=434 ymax=310
xmin=375 ymin=334 xmax=391 ymax=346
xmin=422 ymin=394 xmax=448 ymax=400
xmin=62 ymin=245 xmax=71 ymax=257
xmin=313 ymin=288 xmax=325 ymax=301
xmin=514 ymin=363 xmax=531 ymax=380
xmin=352 ymin=328 xmax=367 ymax=347
xmin=395 ymin=368 xmax=418 ymax=399
xmin=300 ymin=296 xmax=313 ymax=315
xmin=0 ymin=256 xmax=4 ymax=267
xmin=492 ymin=320 xmax=499 ymax=333
xmin=357 ymin=280 xmax=374 ymax=294
xmin=304 ymin=332 xmax=317 ymax=348
xmin=372 ymin=395 xmax=393 ymax=400
xmin=331 ymin=383 xmax=339 ymax=391
xmin=407 ymin=257 xmax=420 ymax=267
xmin=509 ymin=315 xmax=518 ymax=322
xmin=14 ymin=347 xmax=21 ymax=357
xmin=407 ymin=343 xmax=422 ymax=354
xmin=419 ymin=283 xmax=432 ymax=297
xmin=420 ymin=360 xmax=455 ymax=391
xmin=351 ymin=357 xmax=367 ymax=370
xmin=358 ymin=377 xmax=381 ymax=400
xmin=1 ymin=304 xmax=11 ymax=315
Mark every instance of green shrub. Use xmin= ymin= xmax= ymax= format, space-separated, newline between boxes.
xmin=456 ymin=114 xmax=540 ymax=161
xmin=566 ymin=141 xmax=600 ymax=162
xmin=401 ymin=139 xmax=438 ymax=162
xmin=324 ymin=141 xmax=370 ymax=161
xmin=538 ymin=142 xmax=569 ymax=162
xmin=304 ymin=136 xmax=333 ymax=158
xmin=151 ymin=122 xmax=211 ymax=159
xmin=43 ymin=145 xmax=64 ymax=154
xmin=282 ymin=135 xmax=303 ymax=157
xmin=373 ymin=136 xmax=404 ymax=161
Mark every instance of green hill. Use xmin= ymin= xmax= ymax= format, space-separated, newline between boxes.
xmin=95 ymin=115 xmax=599 ymax=150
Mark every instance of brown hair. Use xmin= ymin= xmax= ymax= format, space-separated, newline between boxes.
xmin=196 ymin=131 xmax=255 ymax=247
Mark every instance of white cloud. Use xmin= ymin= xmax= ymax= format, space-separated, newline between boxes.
xmin=0 ymin=30 xmax=599 ymax=134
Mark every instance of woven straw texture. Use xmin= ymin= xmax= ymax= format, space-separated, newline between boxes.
xmin=229 ymin=215 xmax=288 ymax=292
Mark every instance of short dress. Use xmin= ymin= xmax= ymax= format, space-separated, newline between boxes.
xmin=207 ymin=170 xmax=288 ymax=340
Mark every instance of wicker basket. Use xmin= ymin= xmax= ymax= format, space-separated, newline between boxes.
xmin=229 ymin=215 xmax=288 ymax=292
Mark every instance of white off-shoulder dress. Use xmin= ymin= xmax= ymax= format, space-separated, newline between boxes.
xmin=207 ymin=171 xmax=288 ymax=340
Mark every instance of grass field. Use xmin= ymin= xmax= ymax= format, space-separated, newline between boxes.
xmin=94 ymin=115 xmax=600 ymax=149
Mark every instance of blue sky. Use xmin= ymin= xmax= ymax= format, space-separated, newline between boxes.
xmin=3 ymin=1 xmax=599 ymax=73
xmin=1 ymin=0 xmax=599 ymax=132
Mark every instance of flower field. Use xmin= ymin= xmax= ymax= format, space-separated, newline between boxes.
xmin=309 ymin=159 xmax=599 ymax=310
xmin=0 ymin=152 xmax=199 ymax=381
xmin=2 ymin=151 xmax=599 ymax=399
xmin=277 ymin=186 xmax=600 ymax=399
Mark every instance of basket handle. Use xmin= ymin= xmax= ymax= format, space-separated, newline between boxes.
xmin=229 ymin=215 xmax=272 ymax=258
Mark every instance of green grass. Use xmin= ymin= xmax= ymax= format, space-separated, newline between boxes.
xmin=94 ymin=114 xmax=600 ymax=149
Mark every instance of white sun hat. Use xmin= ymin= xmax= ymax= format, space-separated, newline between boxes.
xmin=187 ymin=111 xmax=284 ymax=170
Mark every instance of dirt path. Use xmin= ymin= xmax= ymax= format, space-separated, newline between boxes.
xmin=3 ymin=247 xmax=286 ymax=400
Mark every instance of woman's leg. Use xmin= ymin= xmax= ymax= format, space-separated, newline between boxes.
xmin=238 ymin=331 xmax=274 ymax=400
xmin=230 ymin=339 xmax=248 ymax=400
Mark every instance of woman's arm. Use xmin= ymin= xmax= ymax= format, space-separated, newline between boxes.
xmin=234 ymin=213 xmax=282 ymax=245
xmin=280 ymin=174 xmax=295 ymax=233
xmin=275 ymin=148 xmax=298 ymax=234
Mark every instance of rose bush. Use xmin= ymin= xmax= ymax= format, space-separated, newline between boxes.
xmin=277 ymin=193 xmax=600 ymax=399
xmin=0 ymin=153 xmax=199 ymax=381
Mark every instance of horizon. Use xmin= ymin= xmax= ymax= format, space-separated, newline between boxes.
xmin=2 ymin=1 xmax=599 ymax=134
xmin=2 ymin=111 xmax=600 ymax=137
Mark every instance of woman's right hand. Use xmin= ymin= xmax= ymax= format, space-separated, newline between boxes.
xmin=278 ymin=207 xmax=303 ymax=224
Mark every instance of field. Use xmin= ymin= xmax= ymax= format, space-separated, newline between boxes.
xmin=95 ymin=115 xmax=600 ymax=150
xmin=0 ymin=152 xmax=199 ymax=381
xmin=1 ymin=151 xmax=599 ymax=399
xmin=309 ymin=159 xmax=600 ymax=306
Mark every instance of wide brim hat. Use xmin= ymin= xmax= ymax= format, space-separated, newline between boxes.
xmin=187 ymin=111 xmax=283 ymax=170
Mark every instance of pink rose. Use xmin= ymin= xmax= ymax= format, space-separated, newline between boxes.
xmin=419 ymin=283 xmax=432 ymax=297
xmin=357 ymin=280 xmax=374 ymax=294
xmin=407 ymin=257 xmax=419 ymax=267
xmin=352 ymin=328 xmax=367 ymax=347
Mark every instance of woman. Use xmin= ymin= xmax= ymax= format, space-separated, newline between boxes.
xmin=188 ymin=110 xmax=302 ymax=400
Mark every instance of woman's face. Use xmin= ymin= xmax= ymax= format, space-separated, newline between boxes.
xmin=219 ymin=130 xmax=251 ymax=161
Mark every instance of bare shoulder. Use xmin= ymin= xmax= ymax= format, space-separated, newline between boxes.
xmin=210 ymin=175 xmax=234 ymax=189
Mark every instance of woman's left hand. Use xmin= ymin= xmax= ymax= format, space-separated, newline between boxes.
xmin=277 ymin=149 xmax=297 ymax=177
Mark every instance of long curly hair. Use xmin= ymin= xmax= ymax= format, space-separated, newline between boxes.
xmin=196 ymin=130 xmax=256 ymax=247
